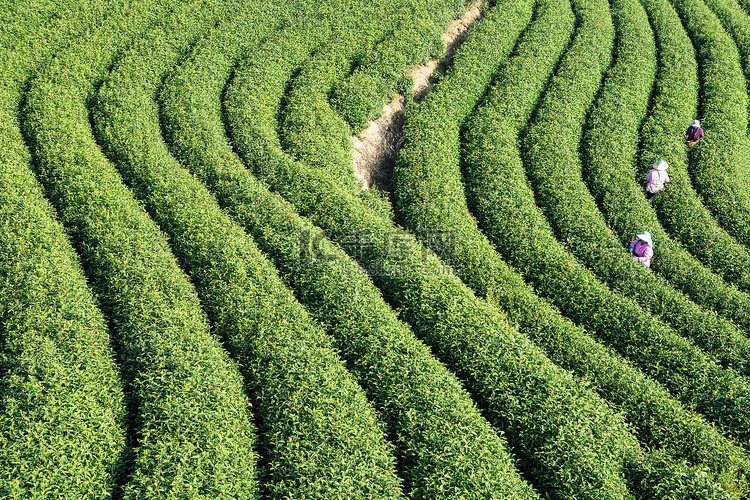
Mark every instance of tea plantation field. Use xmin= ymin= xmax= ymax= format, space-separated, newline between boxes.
xmin=3 ymin=0 xmax=750 ymax=497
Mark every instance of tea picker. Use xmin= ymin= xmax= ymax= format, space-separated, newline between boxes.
xmin=629 ymin=231 xmax=654 ymax=268
xmin=645 ymin=159 xmax=669 ymax=202
xmin=685 ymin=119 xmax=704 ymax=148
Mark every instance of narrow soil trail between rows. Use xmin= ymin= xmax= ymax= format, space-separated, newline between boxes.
xmin=351 ymin=0 xmax=484 ymax=191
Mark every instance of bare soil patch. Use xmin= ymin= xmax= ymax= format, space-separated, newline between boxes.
xmin=352 ymin=1 xmax=484 ymax=191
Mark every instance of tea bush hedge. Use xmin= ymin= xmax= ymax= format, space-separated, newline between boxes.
xmin=0 ymin=1 xmax=127 ymax=496
xmin=669 ymin=0 xmax=750 ymax=248
xmin=637 ymin=0 xmax=750 ymax=294
xmin=329 ymin=0 xmax=464 ymax=130
xmin=92 ymin=0 xmax=465 ymax=495
xmin=5 ymin=0 xmax=750 ymax=496
xmin=580 ymin=0 xmax=750 ymax=337
xmin=457 ymin=0 xmax=750 ymax=443
xmin=221 ymin=1 xmax=738 ymax=497
xmin=158 ymin=6 xmax=542 ymax=499
xmin=389 ymin=0 xmax=750 ymax=492
xmin=22 ymin=0 xmax=263 ymax=496
xmin=384 ymin=0 xmax=750 ymax=493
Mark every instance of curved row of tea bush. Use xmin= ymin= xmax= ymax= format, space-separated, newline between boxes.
xmin=669 ymin=0 xmax=750 ymax=248
xmin=446 ymin=0 xmax=750 ymax=442
xmin=392 ymin=0 xmax=572 ymax=306
xmin=637 ymin=0 xmax=750 ymax=296
xmin=158 ymin=6 xmax=545 ymax=500
xmin=329 ymin=0 xmax=465 ymax=130
xmin=0 ymin=1 xmax=127 ymax=496
xmin=278 ymin=0 xmax=465 ymax=181
xmin=277 ymin=0 xmax=449 ymax=191
xmin=388 ymin=0 xmax=748 ymax=492
xmin=397 ymin=0 xmax=750 ymax=439
xmin=156 ymin=16 xmax=547 ymax=500
xmin=92 ymin=0 xmax=532 ymax=496
xmin=578 ymin=0 xmax=750 ymax=343
xmin=703 ymin=0 xmax=750 ymax=85
xmin=3 ymin=0 xmax=747 ymax=497
xmin=224 ymin=126 xmax=645 ymax=499
xmin=21 ymin=0 xmax=267 ymax=496
xmin=222 ymin=2 xmax=739 ymax=497
xmin=93 ymin=0 xmax=412 ymax=498
xmin=583 ymin=0 xmax=750 ymax=337
xmin=505 ymin=0 xmax=750 ymax=381
xmin=387 ymin=0 xmax=750 ymax=493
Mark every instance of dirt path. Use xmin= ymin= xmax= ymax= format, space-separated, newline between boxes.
xmin=352 ymin=1 xmax=484 ymax=191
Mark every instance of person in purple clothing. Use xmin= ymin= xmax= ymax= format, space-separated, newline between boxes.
xmin=685 ymin=119 xmax=704 ymax=147
xmin=629 ymin=231 xmax=654 ymax=268
xmin=645 ymin=159 xmax=669 ymax=201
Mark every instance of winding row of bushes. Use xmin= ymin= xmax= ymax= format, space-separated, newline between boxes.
xmin=225 ymin=6 xmax=644 ymax=500
xmin=0 ymin=1 xmax=127 ymax=496
xmin=394 ymin=0 xmax=750 ymax=445
xmin=278 ymin=0 xmax=465 ymax=185
xmin=637 ymin=0 xmax=750 ymax=296
xmin=222 ymin=2 xmax=740 ymax=497
xmin=452 ymin=0 xmax=750 ymax=442
xmin=579 ymin=0 xmax=750 ymax=337
xmin=579 ymin=0 xmax=750 ymax=338
xmin=20 ymin=0 xmax=267 ymax=496
xmin=498 ymin=0 xmax=750 ymax=387
xmin=668 ymin=0 xmax=750 ymax=248
xmin=278 ymin=0 xmax=441 ymax=191
xmin=329 ymin=0 xmax=464 ymax=130
xmin=388 ymin=0 xmax=750 ymax=495
xmin=89 ymin=0 xmax=489 ymax=495
xmin=703 ymin=0 xmax=750 ymax=86
xmin=155 ymin=10 xmax=547 ymax=500
xmin=6 ymin=0 xmax=750 ymax=496
xmin=381 ymin=0 xmax=750 ymax=494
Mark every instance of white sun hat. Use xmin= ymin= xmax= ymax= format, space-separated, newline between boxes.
xmin=653 ymin=159 xmax=669 ymax=171
xmin=636 ymin=231 xmax=653 ymax=247
xmin=691 ymin=119 xmax=700 ymax=128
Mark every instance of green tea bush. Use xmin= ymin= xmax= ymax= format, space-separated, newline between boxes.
xmin=628 ymin=450 xmax=744 ymax=500
xmin=278 ymin=0 xmax=464 ymax=190
xmin=377 ymin=0 xmax=750 ymax=492
xmin=384 ymin=0 xmax=750 ymax=492
xmin=158 ymin=5 xmax=541 ymax=499
xmin=220 ymin=2 xmax=704 ymax=497
xmin=637 ymin=0 xmax=750 ymax=296
xmin=499 ymin=0 xmax=750 ymax=384
xmin=580 ymin=0 xmax=750 ymax=337
xmin=450 ymin=0 xmax=750 ymax=443
xmin=21 ymin=0 xmax=262 ymax=497
xmin=279 ymin=8 xmax=400 ymax=191
xmin=0 ymin=1 xmax=127 ymax=497
xmin=469 ymin=75 xmax=750 ymax=442
xmin=6 ymin=0 xmax=750 ymax=497
xmin=395 ymin=0 xmax=750 ymax=444
xmin=669 ymin=0 xmax=750 ymax=248
xmin=329 ymin=0 xmax=468 ymax=130
xmin=704 ymin=0 xmax=750 ymax=85
xmin=92 ymin=1 xmax=420 ymax=496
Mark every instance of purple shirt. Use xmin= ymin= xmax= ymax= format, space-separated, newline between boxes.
xmin=629 ymin=239 xmax=653 ymax=267
xmin=645 ymin=168 xmax=669 ymax=194
xmin=686 ymin=126 xmax=704 ymax=141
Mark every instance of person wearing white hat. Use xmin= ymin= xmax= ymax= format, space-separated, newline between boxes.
xmin=629 ymin=231 xmax=654 ymax=268
xmin=645 ymin=159 xmax=670 ymax=201
xmin=685 ymin=119 xmax=704 ymax=147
